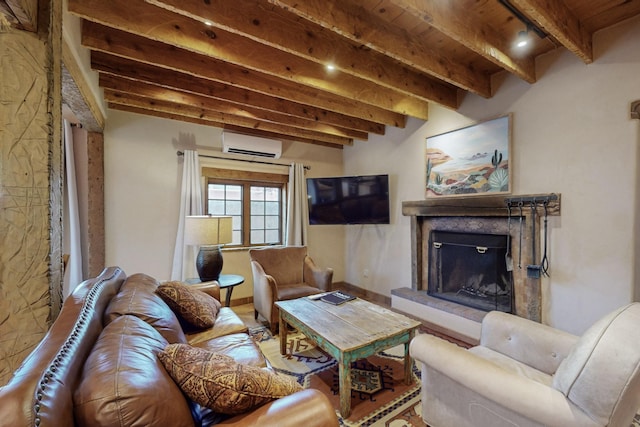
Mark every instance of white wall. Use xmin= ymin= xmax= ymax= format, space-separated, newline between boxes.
xmin=345 ymin=16 xmax=640 ymax=335
xmin=104 ymin=110 xmax=345 ymax=302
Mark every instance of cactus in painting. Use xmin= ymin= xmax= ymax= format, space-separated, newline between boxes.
xmin=488 ymin=149 xmax=507 ymax=191
xmin=491 ymin=149 xmax=503 ymax=169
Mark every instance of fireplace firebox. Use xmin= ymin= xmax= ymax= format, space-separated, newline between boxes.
xmin=428 ymin=230 xmax=513 ymax=313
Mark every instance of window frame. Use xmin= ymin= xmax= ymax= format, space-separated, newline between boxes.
xmin=202 ymin=167 xmax=288 ymax=248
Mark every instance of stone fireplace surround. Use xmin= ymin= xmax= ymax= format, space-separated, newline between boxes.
xmin=391 ymin=194 xmax=560 ymax=342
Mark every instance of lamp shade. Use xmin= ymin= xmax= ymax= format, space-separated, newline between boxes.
xmin=184 ymin=216 xmax=233 ymax=246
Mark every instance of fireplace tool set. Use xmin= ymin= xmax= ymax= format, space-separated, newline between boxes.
xmin=505 ymin=195 xmax=557 ymax=279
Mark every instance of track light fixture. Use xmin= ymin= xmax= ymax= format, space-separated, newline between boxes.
xmin=498 ymin=0 xmax=547 ymax=41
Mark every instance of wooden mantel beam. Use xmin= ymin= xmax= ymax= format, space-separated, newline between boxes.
xmin=402 ymin=193 xmax=561 ymax=217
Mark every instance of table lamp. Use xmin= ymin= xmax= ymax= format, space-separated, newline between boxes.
xmin=184 ymin=215 xmax=233 ymax=281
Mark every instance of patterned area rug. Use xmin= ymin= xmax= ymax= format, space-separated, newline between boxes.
xmin=250 ymin=326 xmax=640 ymax=427
xmin=249 ymin=326 xmax=424 ymax=426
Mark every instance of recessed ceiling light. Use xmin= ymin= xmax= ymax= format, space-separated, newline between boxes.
xmin=326 ymin=64 xmax=336 ymax=71
xmin=204 ymin=21 xmax=213 ymax=27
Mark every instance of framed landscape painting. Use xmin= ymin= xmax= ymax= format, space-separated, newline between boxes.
xmin=425 ymin=114 xmax=511 ymax=197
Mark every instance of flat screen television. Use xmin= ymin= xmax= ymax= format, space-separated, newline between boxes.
xmin=306 ymin=174 xmax=390 ymax=225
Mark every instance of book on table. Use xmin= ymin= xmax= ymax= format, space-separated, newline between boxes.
xmin=320 ymin=291 xmax=356 ymax=305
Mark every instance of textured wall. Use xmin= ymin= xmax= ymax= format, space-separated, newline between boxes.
xmin=0 ymin=0 xmax=62 ymax=386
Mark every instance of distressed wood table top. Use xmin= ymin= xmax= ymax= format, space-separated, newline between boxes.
xmin=276 ymin=297 xmax=420 ymax=418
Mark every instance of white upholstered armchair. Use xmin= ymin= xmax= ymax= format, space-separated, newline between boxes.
xmin=410 ymin=302 xmax=640 ymax=427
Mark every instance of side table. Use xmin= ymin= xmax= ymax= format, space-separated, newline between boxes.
xmin=186 ymin=274 xmax=244 ymax=307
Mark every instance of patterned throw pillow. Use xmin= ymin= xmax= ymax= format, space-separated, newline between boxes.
xmin=156 ymin=281 xmax=222 ymax=329
xmin=158 ymin=343 xmax=303 ymax=415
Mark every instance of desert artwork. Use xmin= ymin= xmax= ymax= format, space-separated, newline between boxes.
xmin=426 ymin=115 xmax=511 ymax=197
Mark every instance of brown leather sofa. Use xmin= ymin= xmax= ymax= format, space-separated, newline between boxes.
xmin=0 ymin=266 xmax=339 ymax=427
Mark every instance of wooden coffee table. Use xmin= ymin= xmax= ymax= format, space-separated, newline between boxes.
xmin=275 ymin=296 xmax=421 ymax=418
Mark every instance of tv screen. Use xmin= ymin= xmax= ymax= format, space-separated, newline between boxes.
xmin=306 ymin=174 xmax=390 ymax=225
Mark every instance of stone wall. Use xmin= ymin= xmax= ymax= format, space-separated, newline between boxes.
xmin=0 ymin=0 xmax=62 ymax=385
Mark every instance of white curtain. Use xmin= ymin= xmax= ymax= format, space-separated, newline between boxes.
xmin=63 ymin=120 xmax=83 ymax=296
xmin=171 ymin=150 xmax=203 ymax=280
xmin=285 ymin=163 xmax=308 ymax=246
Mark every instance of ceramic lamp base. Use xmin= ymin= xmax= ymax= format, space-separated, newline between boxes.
xmin=196 ymin=245 xmax=223 ymax=281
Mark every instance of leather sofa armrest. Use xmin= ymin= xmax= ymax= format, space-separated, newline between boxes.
xmin=217 ymin=389 xmax=339 ymax=427
xmin=303 ymin=256 xmax=333 ymax=292
xmin=410 ymin=334 xmax=597 ymax=427
xmin=479 ymin=311 xmax=579 ymax=374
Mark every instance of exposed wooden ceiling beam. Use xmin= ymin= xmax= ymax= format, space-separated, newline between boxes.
xmin=580 ymin=2 xmax=640 ymax=34
xmin=267 ymin=0 xmax=491 ymax=98
xmin=145 ymin=0 xmax=459 ymax=109
xmin=220 ymin=124 xmax=343 ymax=149
xmin=99 ymin=74 xmax=368 ymax=140
xmin=80 ymin=21 xmax=406 ymax=128
xmin=510 ymin=0 xmax=593 ymax=63
xmin=109 ymin=103 xmax=344 ymax=149
xmin=104 ymin=90 xmax=354 ymax=146
xmin=90 ymin=51 xmax=385 ymax=136
xmin=387 ymin=0 xmax=536 ymax=83
xmin=68 ymin=0 xmax=433 ymax=118
xmin=59 ymin=0 xmax=639 ymax=148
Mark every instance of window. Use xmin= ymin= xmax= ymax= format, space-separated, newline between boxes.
xmin=203 ymin=168 xmax=287 ymax=247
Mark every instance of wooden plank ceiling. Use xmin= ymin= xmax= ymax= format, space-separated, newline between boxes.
xmin=65 ymin=0 xmax=640 ymax=149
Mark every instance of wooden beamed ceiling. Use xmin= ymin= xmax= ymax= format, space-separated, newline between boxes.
xmin=65 ymin=0 xmax=640 ymax=148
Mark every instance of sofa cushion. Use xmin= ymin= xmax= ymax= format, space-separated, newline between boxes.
xmin=193 ymin=333 xmax=267 ymax=368
xmin=74 ymin=315 xmax=196 ymax=427
xmin=553 ymin=303 xmax=640 ymax=425
xmin=105 ymin=273 xmax=187 ymax=344
xmin=157 ymin=281 xmax=222 ymax=329
xmin=158 ymin=343 xmax=302 ymax=415
xmin=187 ymin=307 xmax=248 ymax=344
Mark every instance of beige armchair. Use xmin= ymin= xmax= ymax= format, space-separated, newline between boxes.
xmin=410 ymin=302 xmax=640 ymax=427
xmin=250 ymin=246 xmax=333 ymax=333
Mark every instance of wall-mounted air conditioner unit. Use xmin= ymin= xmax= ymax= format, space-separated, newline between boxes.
xmin=222 ymin=132 xmax=282 ymax=159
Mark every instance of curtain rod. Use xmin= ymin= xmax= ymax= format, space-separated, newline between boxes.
xmin=176 ymin=151 xmax=310 ymax=170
